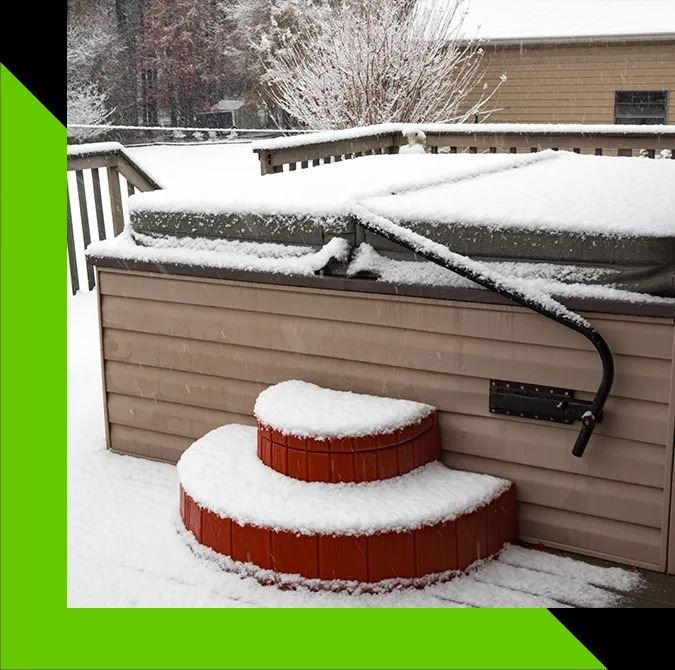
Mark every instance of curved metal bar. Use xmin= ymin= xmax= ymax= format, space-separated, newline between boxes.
xmin=356 ymin=221 xmax=614 ymax=458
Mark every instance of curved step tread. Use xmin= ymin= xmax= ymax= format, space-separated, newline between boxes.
xmin=254 ymin=380 xmax=435 ymax=440
xmin=178 ymin=424 xmax=510 ymax=536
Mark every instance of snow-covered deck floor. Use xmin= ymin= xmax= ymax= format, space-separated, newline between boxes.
xmin=68 ymin=290 xmax=675 ymax=607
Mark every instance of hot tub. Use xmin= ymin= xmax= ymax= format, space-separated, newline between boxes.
xmin=87 ymin=149 xmax=675 ymax=574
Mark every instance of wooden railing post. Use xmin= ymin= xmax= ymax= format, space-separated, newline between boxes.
xmin=106 ymin=165 xmax=125 ymax=236
xmin=66 ymin=188 xmax=79 ymax=295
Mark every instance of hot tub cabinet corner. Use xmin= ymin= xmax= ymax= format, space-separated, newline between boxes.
xmin=95 ymin=267 xmax=675 ymax=574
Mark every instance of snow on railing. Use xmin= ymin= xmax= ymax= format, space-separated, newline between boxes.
xmin=67 ymin=143 xmax=162 ymax=294
xmin=252 ymin=122 xmax=675 ymax=174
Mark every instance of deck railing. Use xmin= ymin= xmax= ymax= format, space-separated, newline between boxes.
xmin=252 ymin=123 xmax=675 ymax=174
xmin=67 ymin=143 xmax=161 ymax=294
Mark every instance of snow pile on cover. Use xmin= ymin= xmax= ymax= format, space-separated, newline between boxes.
xmin=348 ymin=243 xmax=675 ymax=305
xmin=126 ymin=149 xmax=675 ymax=237
xmin=177 ymin=424 xmax=509 ymax=535
xmin=127 ymin=142 xmax=260 ymax=190
xmin=69 ymin=292 xmax=645 ymax=607
xmin=251 ymin=122 xmax=675 ymax=152
xmin=361 ymin=152 xmax=675 ymax=236
xmin=86 ymin=229 xmax=350 ymax=276
xmin=127 ymin=152 xmax=543 ymax=218
xmin=459 ymin=0 xmax=675 ymax=41
xmin=254 ymin=380 xmax=434 ymax=438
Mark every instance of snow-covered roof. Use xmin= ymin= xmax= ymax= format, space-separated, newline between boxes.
xmin=460 ymin=0 xmax=675 ymax=43
xmin=208 ymin=98 xmax=245 ymax=113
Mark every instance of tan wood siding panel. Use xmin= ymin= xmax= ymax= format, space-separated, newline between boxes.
xmin=105 ymin=361 xmax=265 ymax=416
xmin=519 ymin=503 xmax=662 ymax=569
xmin=99 ymin=272 xmax=675 ymax=359
xmin=439 ymin=414 xmax=666 ymax=490
xmin=442 ymin=453 xmax=663 ymax=529
xmin=107 ymin=392 xmax=255 ymax=439
xmin=109 ymin=424 xmax=192 ymax=462
xmin=102 ymin=351 xmax=669 ymax=448
xmin=103 ymin=329 xmax=669 ymax=487
xmin=463 ymin=41 xmax=675 ymax=124
xmin=667 ymin=332 xmax=675 ymax=574
xmin=98 ymin=270 xmax=675 ymax=569
xmin=100 ymin=296 xmax=672 ymax=409
xmin=102 ymin=322 xmax=671 ymax=404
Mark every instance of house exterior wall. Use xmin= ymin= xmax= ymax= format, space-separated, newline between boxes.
xmin=96 ymin=268 xmax=675 ymax=572
xmin=464 ymin=40 xmax=675 ymax=124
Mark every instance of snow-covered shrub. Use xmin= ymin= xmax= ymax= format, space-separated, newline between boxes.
xmin=67 ymin=5 xmax=120 ymax=140
xmin=260 ymin=0 xmax=505 ymax=129
xmin=67 ymin=84 xmax=115 ymax=140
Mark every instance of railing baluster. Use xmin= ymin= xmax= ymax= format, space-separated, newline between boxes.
xmin=106 ymin=166 xmax=125 ymax=236
xmin=66 ymin=188 xmax=80 ymax=295
xmin=91 ymin=168 xmax=106 ymax=241
xmin=75 ymin=169 xmax=96 ymax=290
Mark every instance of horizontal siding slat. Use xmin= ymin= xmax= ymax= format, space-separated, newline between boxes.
xmin=102 ymin=321 xmax=671 ymax=404
xmin=443 ymin=453 xmax=664 ymax=529
xmin=109 ymin=424 xmax=192 ymax=462
xmin=98 ymin=274 xmax=675 ymax=359
xmin=107 ymin=392 xmax=255 ymax=440
xmin=492 ymin=75 xmax=675 ymax=86
xmin=439 ymin=413 xmax=665 ymax=489
xmin=105 ymin=361 xmax=263 ymax=416
xmin=518 ymin=502 xmax=662 ymax=569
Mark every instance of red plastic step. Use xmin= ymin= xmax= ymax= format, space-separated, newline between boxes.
xmin=181 ymin=484 xmax=517 ymax=582
xmin=254 ymin=381 xmax=440 ymax=482
xmin=257 ymin=411 xmax=440 ymax=483
xmin=178 ymin=424 xmax=517 ymax=586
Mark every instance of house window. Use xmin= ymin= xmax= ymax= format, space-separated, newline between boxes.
xmin=614 ymin=91 xmax=667 ymax=125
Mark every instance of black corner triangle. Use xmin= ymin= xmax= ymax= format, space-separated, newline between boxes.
xmin=1 ymin=4 xmax=66 ymax=125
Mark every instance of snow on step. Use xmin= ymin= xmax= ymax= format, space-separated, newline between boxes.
xmin=177 ymin=425 xmax=508 ymax=535
xmin=254 ymin=381 xmax=441 ymax=482
xmin=254 ymin=380 xmax=435 ymax=439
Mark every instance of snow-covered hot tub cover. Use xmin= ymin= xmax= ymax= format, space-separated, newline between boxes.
xmin=87 ymin=150 xmax=675 ymax=299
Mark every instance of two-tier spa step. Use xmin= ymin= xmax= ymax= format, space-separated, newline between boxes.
xmin=178 ymin=381 xmax=517 ymax=587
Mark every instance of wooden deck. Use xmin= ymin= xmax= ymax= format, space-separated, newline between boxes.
xmin=546 ymin=548 xmax=675 ymax=607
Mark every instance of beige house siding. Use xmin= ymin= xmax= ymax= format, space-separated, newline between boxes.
xmin=463 ymin=40 xmax=675 ymax=124
xmin=96 ymin=269 xmax=675 ymax=572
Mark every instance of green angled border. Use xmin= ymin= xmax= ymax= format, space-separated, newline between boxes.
xmin=0 ymin=65 xmax=602 ymax=670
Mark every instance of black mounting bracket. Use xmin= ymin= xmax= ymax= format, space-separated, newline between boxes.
xmin=489 ymin=379 xmax=601 ymax=425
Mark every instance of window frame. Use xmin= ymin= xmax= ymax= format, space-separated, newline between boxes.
xmin=614 ymin=90 xmax=668 ymax=125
